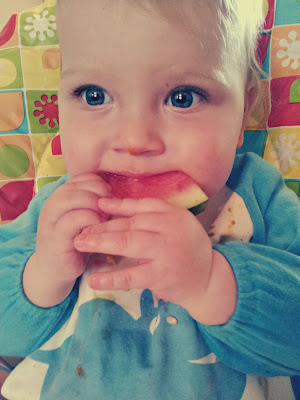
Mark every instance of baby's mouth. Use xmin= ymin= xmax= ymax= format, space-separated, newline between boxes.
xmin=99 ymin=170 xmax=208 ymax=214
xmin=100 ymin=170 xmax=182 ymax=199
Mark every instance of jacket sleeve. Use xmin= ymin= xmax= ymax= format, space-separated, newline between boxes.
xmin=200 ymin=153 xmax=300 ymax=377
xmin=0 ymin=176 xmax=78 ymax=357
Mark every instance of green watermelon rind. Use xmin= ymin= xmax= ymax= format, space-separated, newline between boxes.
xmin=166 ymin=183 xmax=208 ymax=212
xmin=189 ymin=200 xmax=208 ymax=215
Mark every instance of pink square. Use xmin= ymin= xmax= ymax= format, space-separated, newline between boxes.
xmin=264 ymin=0 xmax=275 ymax=30
xmin=268 ymin=76 xmax=300 ymax=127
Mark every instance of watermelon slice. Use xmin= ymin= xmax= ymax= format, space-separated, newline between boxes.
xmin=101 ymin=171 xmax=208 ymax=215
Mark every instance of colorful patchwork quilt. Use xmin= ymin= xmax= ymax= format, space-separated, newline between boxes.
xmin=0 ymin=0 xmax=300 ymax=225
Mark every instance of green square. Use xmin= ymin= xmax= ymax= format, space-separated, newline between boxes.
xmin=285 ymin=180 xmax=300 ymax=197
xmin=20 ymin=6 xmax=58 ymax=47
xmin=0 ymin=48 xmax=23 ymax=89
xmin=289 ymin=79 xmax=300 ymax=104
xmin=37 ymin=176 xmax=61 ymax=191
xmin=26 ymin=90 xmax=59 ymax=133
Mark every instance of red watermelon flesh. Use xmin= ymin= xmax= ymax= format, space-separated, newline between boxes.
xmin=101 ymin=171 xmax=208 ymax=214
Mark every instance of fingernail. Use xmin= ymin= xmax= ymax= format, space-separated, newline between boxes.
xmin=74 ymin=235 xmax=85 ymax=249
xmin=98 ymin=198 xmax=112 ymax=207
xmin=81 ymin=226 xmax=91 ymax=234
xmin=89 ymin=275 xmax=98 ymax=289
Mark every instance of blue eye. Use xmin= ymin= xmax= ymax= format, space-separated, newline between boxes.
xmin=166 ymin=87 xmax=208 ymax=108
xmin=73 ymin=85 xmax=112 ymax=106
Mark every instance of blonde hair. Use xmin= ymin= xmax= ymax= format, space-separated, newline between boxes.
xmin=215 ymin=0 xmax=265 ymax=86
xmin=110 ymin=0 xmax=264 ymax=84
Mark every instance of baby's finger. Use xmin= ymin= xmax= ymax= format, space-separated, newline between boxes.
xmin=66 ymin=178 xmax=111 ymax=198
xmin=43 ymin=189 xmax=104 ymax=227
xmin=88 ymin=263 xmax=152 ymax=291
xmin=55 ymin=209 xmax=107 ymax=239
xmin=98 ymin=197 xmax=174 ymax=217
xmin=74 ymin=230 xmax=158 ymax=259
xmin=81 ymin=212 xmax=172 ymax=235
xmin=68 ymin=172 xmax=111 ymax=187
xmin=42 ymin=172 xmax=113 ymax=227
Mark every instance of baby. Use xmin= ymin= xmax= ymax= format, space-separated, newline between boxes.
xmin=0 ymin=0 xmax=300 ymax=399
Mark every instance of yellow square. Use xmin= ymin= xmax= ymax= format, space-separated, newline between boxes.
xmin=21 ymin=47 xmax=60 ymax=89
xmin=264 ymin=127 xmax=300 ymax=179
xmin=31 ymin=133 xmax=66 ymax=178
xmin=0 ymin=15 xmax=19 ymax=50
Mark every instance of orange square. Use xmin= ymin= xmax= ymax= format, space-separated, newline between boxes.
xmin=0 ymin=92 xmax=25 ymax=132
xmin=246 ymin=80 xmax=271 ymax=130
xmin=270 ymin=25 xmax=300 ymax=78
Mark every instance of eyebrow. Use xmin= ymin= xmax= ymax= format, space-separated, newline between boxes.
xmin=171 ymin=70 xmax=227 ymax=85
xmin=61 ymin=67 xmax=229 ymax=87
xmin=157 ymin=69 xmax=230 ymax=91
xmin=61 ymin=68 xmax=91 ymax=78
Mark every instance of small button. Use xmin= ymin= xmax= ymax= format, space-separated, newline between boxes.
xmin=167 ymin=316 xmax=178 ymax=325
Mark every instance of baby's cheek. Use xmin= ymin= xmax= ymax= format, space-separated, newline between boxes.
xmin=62 ymin=139 xmax=95 ymax=175
xmin=200 ymin=157 xmax=234 ymax=197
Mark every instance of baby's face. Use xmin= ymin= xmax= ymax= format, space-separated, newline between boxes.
xmin=58 ymin=0 xmax=252 ymax=198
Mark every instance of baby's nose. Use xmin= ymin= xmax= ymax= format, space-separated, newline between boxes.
xmin=111 ymin=117 xmax=165 ymax=156
xmin=115 ymin=138 xmax=165 ymax=156
xmin=128 ymin=147 xmax=141 ymax=155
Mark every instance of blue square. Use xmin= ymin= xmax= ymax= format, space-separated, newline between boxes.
xmin=274 ymin=0 xmax=300 ymax=26
xmin=259 ymin=32 xmax=271 ymax=79
xmin=237 ymin=130 xmax=268 ymax=157
xmin=291 ymin=376 xmax=300 ymax=398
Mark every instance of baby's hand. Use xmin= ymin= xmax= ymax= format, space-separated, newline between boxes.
xmin=74 ymin=197 xmax=214 ymax=313
xmin=23 ymin=173 xmax=111 ymax=307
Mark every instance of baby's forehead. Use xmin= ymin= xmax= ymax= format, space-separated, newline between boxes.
xmin=57 ymin=0 xmax=225 ymax=52
xmin=57 ymin=0 xmax=249 ymax=86
xmin=57 ymin=0 xmax=236 ymax=56
xmin=57 ymin=0 xmax=218 ymax=29
xmin=58 ymin=1 xmax=221 ymax=59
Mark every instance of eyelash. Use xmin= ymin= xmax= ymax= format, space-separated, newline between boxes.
xmin=73 ymin=85 xmax=98 ymax=97
xmin=72 ymin=85 xmax=112 ymax=105
xmin=165 ymin=86 xmax=210 ymax=107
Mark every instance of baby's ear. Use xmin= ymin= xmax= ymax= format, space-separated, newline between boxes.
xmin=244 ymin=83 xmax=259 ymax=116
xmin=236 ymin=84 xmax=259 ymax=150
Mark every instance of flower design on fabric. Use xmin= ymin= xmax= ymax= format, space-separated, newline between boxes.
xmin=277 ymin=31 xmax=300 ymax=70
xmin=271 ymin=133 xmax=300 ymax=173
xmin=34 ymin=94 xmax=59 ymax=129
xmin=24 ymin=290 xmax=246 ymax=400
xmin=24 ymin=10 xmax=56 ymax=41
